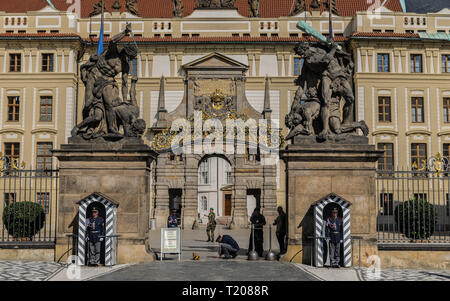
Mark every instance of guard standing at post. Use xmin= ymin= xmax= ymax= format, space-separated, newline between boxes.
xmin=249 ymin=207 xmax=266 ymax=257
xmin=326 ymin=207 xmax=343 ymax=268
xmin=273 ymin=206 xmax=287 ymax=255
xmin=168 ymin=209 xmax=179 ymax=228
xmin=206 ymin=208 xmax=216 ymax=242
xmin=86 ymin=207 xmax=105 ymax=267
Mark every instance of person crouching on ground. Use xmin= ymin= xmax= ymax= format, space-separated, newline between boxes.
xmin=216 ymin=234 xmax=240 ymax=259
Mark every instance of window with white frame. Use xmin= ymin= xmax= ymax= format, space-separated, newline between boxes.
xmin=199 ymin=160 xmax=209 ymax=185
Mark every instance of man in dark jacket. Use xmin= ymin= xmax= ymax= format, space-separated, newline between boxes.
xmin=249 ymin=207 xmax=266 ymax=257
xmin=273 ymin=206 xmax=287 ymax=255
xmin=86 ymin=207 xmax=105 ymax=267
xmin=216 ymin=234 xmax=240 ymax=259
xmin=326 ymin=207 xmax=343 ymax=268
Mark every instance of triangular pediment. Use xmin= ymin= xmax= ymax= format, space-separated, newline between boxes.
xmin=76 ymin=192 xmax=120 ymax=207
xmin=183 ymin=52 xmax=248 ymax=70
xmin=312 ymin=193 xmax=352 ymax=207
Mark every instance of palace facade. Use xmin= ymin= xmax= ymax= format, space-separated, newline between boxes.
xmin=0 ymin=0 xmax=449 ymax=223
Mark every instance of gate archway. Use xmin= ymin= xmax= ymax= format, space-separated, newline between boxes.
xmin=313 ymin=193 xmax=352 ymax=267
xmin=197 ymin=154 xmax=233 ymax=221
xmin=76 ymin=192 xmax=119 ymax=266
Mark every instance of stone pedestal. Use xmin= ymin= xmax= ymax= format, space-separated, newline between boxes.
xmin=280 ymin=140 xmax=383 ymax=267
xmin=53 ymin=138 xmax=157 ymax=264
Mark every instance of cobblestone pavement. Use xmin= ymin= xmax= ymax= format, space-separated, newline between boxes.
xmin=357 ymin=268 xmax=450 ymax=281
xmin=149 ymin=225 xmax=280 ymax=262
xmin=92 ymin=261 xmax=319 ymax=281
xmin=0 ymin=260 xmax=63 ymax=281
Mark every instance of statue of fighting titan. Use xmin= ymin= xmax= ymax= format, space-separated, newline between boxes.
xmin=71 ymin=23 xmax=146 ymax=140
xmin=285 ymin=40 xmax=369 ymax=141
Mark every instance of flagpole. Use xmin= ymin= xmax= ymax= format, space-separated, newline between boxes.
xmin=328 ymin=0 xmax=333 ymax=41
xmin=97 ymin=0 xmax=105 ymax=55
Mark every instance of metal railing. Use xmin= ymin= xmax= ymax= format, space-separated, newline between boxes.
xmin=0 ymin=169 xmax=59 ymax=245
xmin=376 ymin=169 xmax=450 ymax=243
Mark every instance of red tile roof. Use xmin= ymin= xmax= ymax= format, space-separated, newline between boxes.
xmin=0 ymin=0 xmax=403 ymax=18
xmin=85 ymin=35 xmax=348 ymax=44
xmin=351 ymin=32 xmax=420 ymax=38
xmin=0 ymin=32 xmax=82 ymax=38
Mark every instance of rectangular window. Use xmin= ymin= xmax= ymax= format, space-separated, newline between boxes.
xmin=411 ymin=143 xmax=427 ymax=169
xmin=446 ymin=194 xmax=450 ymax=217
xmin=4 ymin=143 xmax=20 ymax=169
xmin=7 ymin=96 xmax=20 ymax=121
xmin=199 ymin=160 xmax=209 ymax=185
xmin=37 ymin=192 xmax=50 ymax=214
xmin=411 ymin=97 xmax=424 ymax=123
xmin=378 ymin=143 xmax=394 ymax=171
xmin=39 ymin=96 xmax=53 ymax=122
xmin=294 ymin=58 xmax=304 ymax=76
xmin=442 ymin=54 xmax=450 ymax=73
xmin=444 ymin=144 xmax=450 ymax=175
xmin=4 ymin=193 xmax=16 ymax=207
xmin=226 ymin=171 xmax=232 ymax=185
xmin=247 ymin=147 xmax=261 ymax=162
xmin=36 ymin=142 xmax=53 ymax=171
xmin=444 ymin=98 xmax=450 ymax=123
xmin=377 ymin=53 xmax=390 ymax=72
xmin=410 ymin=54 xmax=423 ymax=73
xmin=169 ymin=152 xmax=183 ymax=162
xmin=380 ymin=193 xmax=393 ymax=216
xmin=9 ymin=54 xmax=21 ymax=72
xmin=378 ymin=96 xmax=391 ymax=122
xmin=128 ymin=58 xmax=138 ymax=76
xmin=413 ymin=193 xmax=427 ymax=201
xmin=443 ymin=143 xmax=450 ymax=160
xmin=42 ymin=53 xmax=54 ymax=72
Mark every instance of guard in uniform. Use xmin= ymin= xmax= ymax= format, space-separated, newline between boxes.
xmin=249 ymin=207 xmax=266 ymax=257
xmin=206 ymin=208 xmax=216 ymax=242
xmin=168 ymin=209 xmax=179 ymax=228
xmin=86 ymin=207 xmax=105 ymax=267
xmin=325 ymin=207 xmax=343 ymax=268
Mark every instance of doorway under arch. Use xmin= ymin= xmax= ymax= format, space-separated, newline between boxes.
xmin=197 ymin=155 xmax=233 ymax=224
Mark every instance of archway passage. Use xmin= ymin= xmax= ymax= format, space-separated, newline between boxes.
xmin=197 ymin=155 xmax=233 ymax=224
xmin=313 ymin=193 xmax=352 ymax=268
xmin=77 ymin=192 xmax=119 ymax=266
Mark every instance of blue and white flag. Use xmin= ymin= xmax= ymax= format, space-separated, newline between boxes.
xmin=97 ymin=21 xmax=104 ymax=55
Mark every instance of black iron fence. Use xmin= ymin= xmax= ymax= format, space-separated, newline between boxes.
xmin=376 ymin=169 xmax=450 ymax=243
xmin=0 ymin=169 xmax=58 ymax=245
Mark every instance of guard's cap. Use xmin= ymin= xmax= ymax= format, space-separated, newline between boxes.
xmin=210 ymin=208 xmax=214 ymax=210
xmin=332 ymin=208 xmax=339 ymax=213
xmin=92 ymin=207 xmax=99 ymax=212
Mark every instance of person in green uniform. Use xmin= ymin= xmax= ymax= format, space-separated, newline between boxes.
xmin=206 ymin=208 xmax=216 ymax=242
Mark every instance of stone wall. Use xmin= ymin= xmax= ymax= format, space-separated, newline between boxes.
xmin=53 ymin=140 xmax=157 ymax=264
xmin=280 ymin=142 xmax=383 ymax=266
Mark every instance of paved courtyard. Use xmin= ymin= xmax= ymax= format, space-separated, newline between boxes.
xmin=0 ymin=227 xmax=449 ymax=281
xmin=92 ymin=261 xmax=319 ymax=281
xmin=0 ymin=260 xmax=449 ymax=281
xmin=0 ymin=260 xmax=63 ymax=281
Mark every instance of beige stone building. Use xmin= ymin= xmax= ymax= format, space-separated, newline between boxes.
xmin=0 ymin=0 xmax=449 ymax=222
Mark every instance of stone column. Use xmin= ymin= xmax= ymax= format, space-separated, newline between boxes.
xmin=262 ymin=162 xmax=277 ymax=225
xmin=53 ymin=139 xmax=158 ymax=264
xmin=231 ymin=154 xmax=251 ymax=228
xmin=182 ymin=154 xmax=199 ymax=229
xmin=280 ymin=140 xmax=383 ymax=267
